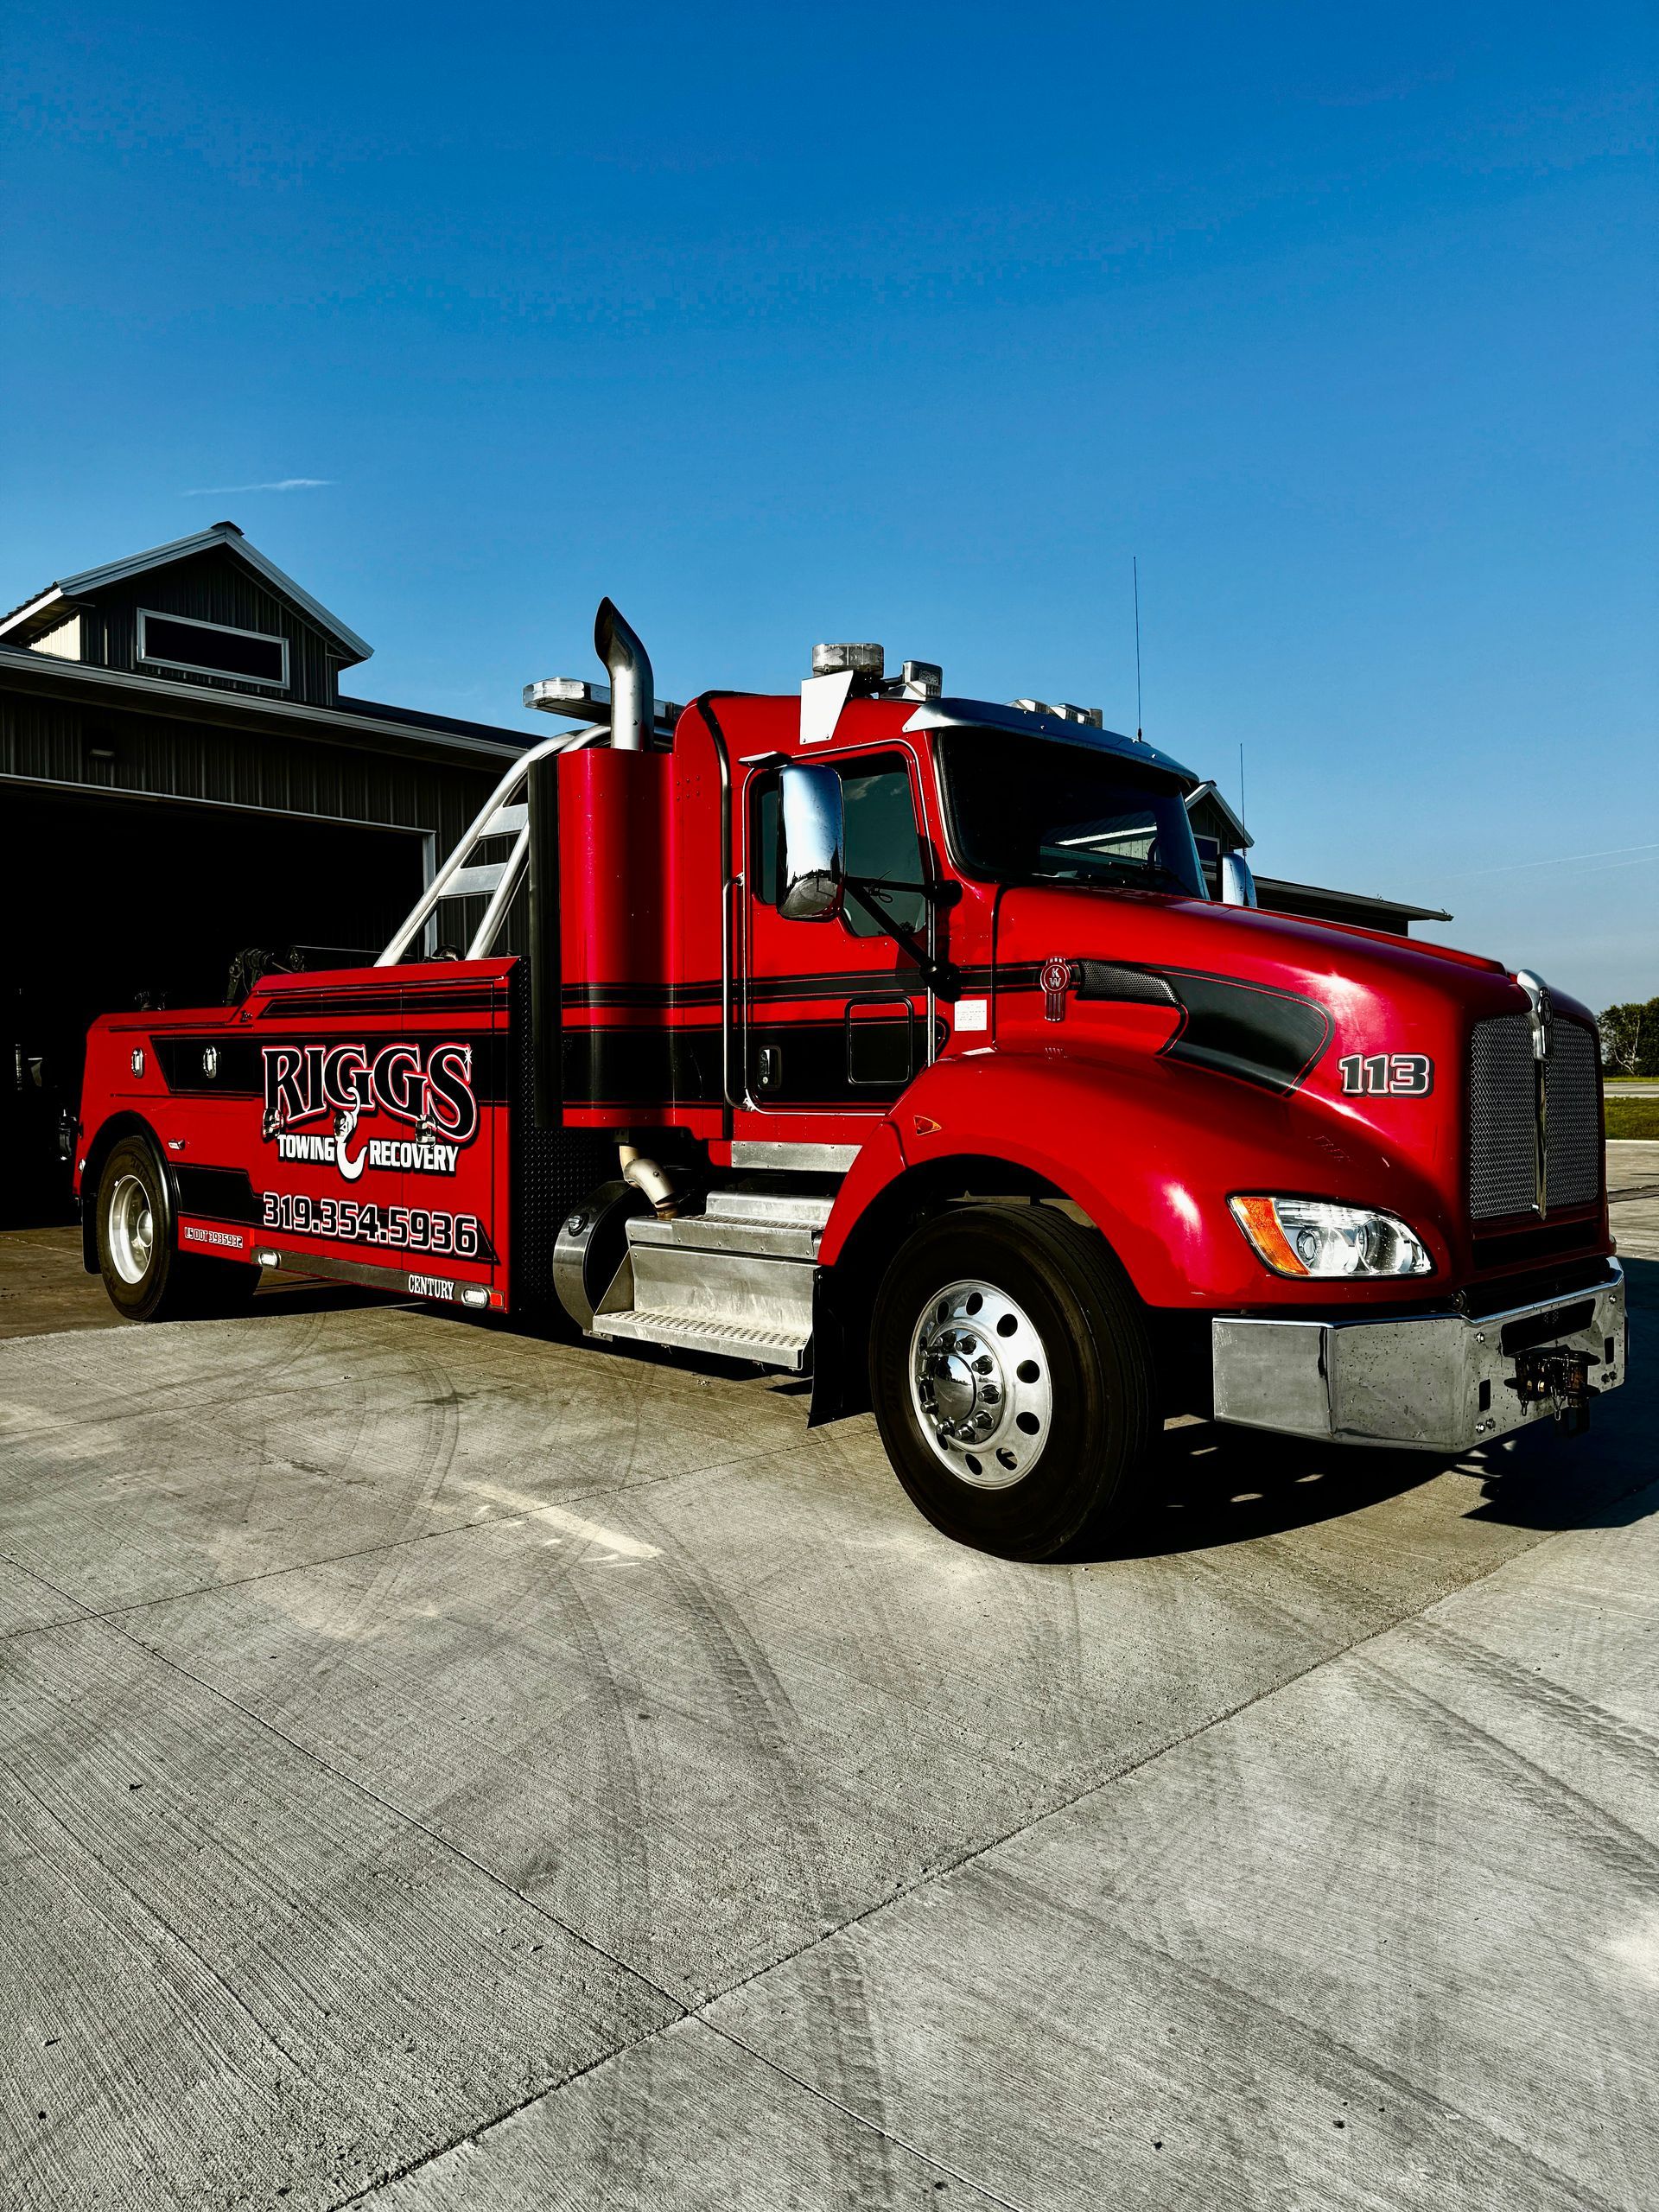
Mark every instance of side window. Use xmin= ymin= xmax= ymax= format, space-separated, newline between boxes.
xmin=753 ymin=777 xmax=783 ymax=906
xmin=750 ymin=755 xmax=927 ymax=937
xmin=839 ymin=761 xmax=927 ymax=938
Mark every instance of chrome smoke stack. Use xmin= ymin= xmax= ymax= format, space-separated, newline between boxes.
xmin=594 ymin=597 xmax=654 ymax=752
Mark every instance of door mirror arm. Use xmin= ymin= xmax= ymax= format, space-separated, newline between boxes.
xmin=843 ymin=880 xmax=961 ymax=1001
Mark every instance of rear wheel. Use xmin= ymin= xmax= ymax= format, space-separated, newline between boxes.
xmin=95 ymin=1136 xmax=260 ymax=1322
xmin=869 ymin=1204 xmax=1155 ymax=1560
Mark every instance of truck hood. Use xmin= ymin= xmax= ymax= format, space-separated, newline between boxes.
xmin=989 ymin=885 xmax=1569 ymax=1062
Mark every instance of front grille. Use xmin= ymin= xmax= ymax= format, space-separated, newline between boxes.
xmin=1468 ymin=1014 xmax=1602 ymax=1223
xmin=1546 ymin=1020 xmax=1601 ymax=1209
xmin=1469 ymin=1017 xmax=1536 ymax=1218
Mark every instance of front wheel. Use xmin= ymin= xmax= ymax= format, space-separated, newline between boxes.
xmin=869 ymin=1204 xmax=1155 ymax=1560
xmin=95 ymin=1135 xmax=260 ymax=1322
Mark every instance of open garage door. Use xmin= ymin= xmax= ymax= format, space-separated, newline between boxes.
xmin=1 ymin=784 xmax=427 ymax=1224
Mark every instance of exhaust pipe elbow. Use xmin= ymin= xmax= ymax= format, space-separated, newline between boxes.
xmin=594 ymin=597 xmax=654 ymax=753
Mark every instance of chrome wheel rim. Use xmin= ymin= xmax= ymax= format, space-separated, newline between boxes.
xmin=908 ymin=1277 xmax=1053 ymax=1488
xmin=107 ymin=1172 xmax=156 ymax=1285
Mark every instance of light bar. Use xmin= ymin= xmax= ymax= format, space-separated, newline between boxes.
xmin=523 ymin=677 xmax=684 ymax=728
xmin=1011 ymin=698 xmax=1103 ymax=728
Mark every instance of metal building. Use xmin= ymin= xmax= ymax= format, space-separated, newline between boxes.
xmin=0 ymin=521 xmax=530 ymax=1217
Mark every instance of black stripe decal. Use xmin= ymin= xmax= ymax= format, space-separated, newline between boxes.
xmin=1159 ymin=975 xmax=1328 ymax=1094
xmin=259 ymin=985 xmax=502 ymax=1018
xmin=560 ymin=1015 xmax=916 ymax=1108
xmin=561 ymin=969 xmax=930 ymax=1010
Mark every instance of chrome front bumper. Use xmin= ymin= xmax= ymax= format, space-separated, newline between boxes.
xmin=1211 ymin=1264 xmax=1626 ymax=1452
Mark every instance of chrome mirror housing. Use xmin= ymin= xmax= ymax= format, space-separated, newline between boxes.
xmin=1220 ymin=851 xmax=1259 ymax=908
xmin=779 ymin=764 xmax=845 ymax=922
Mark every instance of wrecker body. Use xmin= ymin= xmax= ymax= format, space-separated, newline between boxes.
xmin=73 ymin=605 xmax=1626 ymax=1556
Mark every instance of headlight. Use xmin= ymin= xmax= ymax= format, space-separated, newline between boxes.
xmin=1230 ymin=1196 xmax=1433 ymax=1279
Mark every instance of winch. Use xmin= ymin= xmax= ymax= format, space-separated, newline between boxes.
xmin=1509 ymin=1344 xmax=1594 ymax=1435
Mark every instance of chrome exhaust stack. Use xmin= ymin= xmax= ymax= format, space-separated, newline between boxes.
xmin=588 ymin=597 xmax=681 ymax=1205
xmin=594 ymin=597 xmax=654 ymax=753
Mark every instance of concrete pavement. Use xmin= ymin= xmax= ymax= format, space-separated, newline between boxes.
xmin=0 ymin=1202 xmax=1654 ymax=2209
xmin=1608 ymin=1141 xmax=1659 ymax=1261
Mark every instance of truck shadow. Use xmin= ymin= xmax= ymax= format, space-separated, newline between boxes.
xmin=1121 ymin=1424 xmax=1438 ymax=1559
xmin=251 ymin=1279 xmax=387 ymax=1318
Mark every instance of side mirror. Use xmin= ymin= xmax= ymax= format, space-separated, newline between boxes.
xmin=779 ymin=764 xmax=845 ymax=921
xmin=1219 ymin=851 xmax=1259 ymax=908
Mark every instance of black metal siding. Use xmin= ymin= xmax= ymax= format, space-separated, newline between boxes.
xmin=0 ymin=685 xmax=485 ymax=851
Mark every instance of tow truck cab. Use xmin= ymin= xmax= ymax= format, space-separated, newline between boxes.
xmin=73 ymin=603 xmax=1625 ymax=1559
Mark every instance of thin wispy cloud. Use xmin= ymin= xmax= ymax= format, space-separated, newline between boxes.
xmin=1454 ymin=842 xmax=1659 ymax=880
xmin=182 ymin=478 xmax=333 ymax=495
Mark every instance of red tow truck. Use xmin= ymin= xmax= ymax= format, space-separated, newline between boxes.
xmin=73 ymin=602 xmax=1627 ymax=1557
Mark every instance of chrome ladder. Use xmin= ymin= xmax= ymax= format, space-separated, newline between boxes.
xmin=377 ymin=723 xmax=604 ymax=966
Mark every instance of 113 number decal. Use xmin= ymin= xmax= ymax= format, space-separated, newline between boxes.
xmin=1338 ymin=1052 xmax=1433 ymax=1097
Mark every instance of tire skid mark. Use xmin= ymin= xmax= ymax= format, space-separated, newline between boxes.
xmin=11 ymin=1608 xmax=687 ymax=2087
xmin=1351 ymin=1655 xmax=1659 ymax=1888
xmin=983 ymin=1858 xmax=1629 ymax=2212
xmin=520 ymin=1567 xmax=660 ymax=2200
xmin=647 ymin=1533 xmax=902 ymax=2209
xmin=1395 ymin=1760 xmax=1450 ymax=2124
xmin=1 ymin=1713 xmax=307 ymax=2089
xmin=1401 ymin=1617 xmax=1659 ymax=1777
xmin=297 ymin=1343 xmax=467 ymax=1666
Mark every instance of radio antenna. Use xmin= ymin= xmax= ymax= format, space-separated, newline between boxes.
xmin=1132 ymin=556 xmax=1143 ymax=741
xmin=1239 ymin=742 xmax=1246 ymax=826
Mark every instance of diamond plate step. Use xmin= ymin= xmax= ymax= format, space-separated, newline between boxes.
xmin=590 ymin=1307 xmax=810 ymax=1371
xmin=705 ymin=1190 xmax=835 ymax=1230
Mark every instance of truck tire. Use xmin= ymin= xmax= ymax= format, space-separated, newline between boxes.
xmin=869 ymin=1204 xmax=1155 ymax=1560
xmin=94 ymin=1135 xmax=259 ymax=1323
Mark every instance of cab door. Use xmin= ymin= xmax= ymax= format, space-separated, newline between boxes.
xmin=738 ymin=751 xmax=932 ymax=1134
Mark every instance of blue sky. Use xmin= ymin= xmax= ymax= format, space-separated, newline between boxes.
xmin=4 ymin=3 xmax=1654 ymax=1006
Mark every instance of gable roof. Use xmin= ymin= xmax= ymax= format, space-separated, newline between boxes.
xmin=0 ymin=520 xmax=372 ymax=665
xmin=1185 ymin=779 xmax=1253 ymax=851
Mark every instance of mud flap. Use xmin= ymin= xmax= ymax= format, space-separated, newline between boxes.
xmin=808 ymin=1267 xmax=870 ymax=1427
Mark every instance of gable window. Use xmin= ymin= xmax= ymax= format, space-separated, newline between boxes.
xmin=137 ymin=609 xmax=289 ymax=689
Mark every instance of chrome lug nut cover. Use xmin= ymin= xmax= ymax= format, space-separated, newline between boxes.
xmin=908 ymin=1278 xmax=1053 ymax=1488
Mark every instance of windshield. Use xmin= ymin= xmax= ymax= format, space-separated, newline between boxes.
xmin=936 ymin=729 xmax=1208 ymax=899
